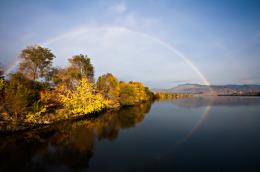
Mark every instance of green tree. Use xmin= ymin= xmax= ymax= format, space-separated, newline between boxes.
xmin=19 ymin=45 xmax=55 ymax=81
xmin=52 ymin=55 xmax=94 ymax=88
xmin=68 ymin=54 xmax=94 ymax=82
xmin=52 ymin=67 xmax=80 ymax=89
xmin=3 ymin=72 xmax=40 ymax=120
xmin=96 ymin=73 xmax=120 ymax=109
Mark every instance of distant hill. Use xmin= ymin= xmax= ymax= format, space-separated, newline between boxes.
xmin=153 ymin=84 xmax=260 ymax=95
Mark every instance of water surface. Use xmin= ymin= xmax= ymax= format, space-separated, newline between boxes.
xmin=1 ymin=96 xmax=260 ymax=172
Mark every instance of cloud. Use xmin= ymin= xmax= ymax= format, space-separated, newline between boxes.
xmin=109 ymin=2 xmax=127 ymax=14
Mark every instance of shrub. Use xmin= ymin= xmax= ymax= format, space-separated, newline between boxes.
xmin=59 ymin=78 xmax=107 ymax=116
xmin=119 ymin=81 xmax=153 ymax=106
xmin=26 ymin=101 xmax=47 ymax=122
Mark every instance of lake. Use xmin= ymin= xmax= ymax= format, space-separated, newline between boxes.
xmin=1 ymin=96 xmax=260 ymax=172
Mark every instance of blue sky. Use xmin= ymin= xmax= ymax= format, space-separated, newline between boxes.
xmin=0 ymin=0 xmax=260 ymax=88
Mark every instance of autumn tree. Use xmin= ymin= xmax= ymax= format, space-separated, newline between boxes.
xmin=19 ymin=45 xmax=55 ymax=81
xmin=96 ymin=73 xmax=120 ymax=109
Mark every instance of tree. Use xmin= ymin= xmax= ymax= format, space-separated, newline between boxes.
xmin=96 ymin=73 xmax=120 ymax=108
xmin=52 ymin=55 xmax=94 ymax=88
xmin=119 ymin=81 xmax=153 ymax=106
xmin=19 ymin=45 xmax=55 ymax=81
xmin=119 ymin=82 xmax=136 ymax=106
xmin=45 ymin=67 xmax=59 ymax=82
xmin=3 ymin=72 xmax=40 ymax=120
xmin=52 ymin=67 xmax=81 ymax=89
xmin=68 ymin=54 xmax=94 ymax=82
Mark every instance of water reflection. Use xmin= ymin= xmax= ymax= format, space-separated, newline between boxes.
xmin=131 ymin=97 xmax=260 ymax=172
xmin=0 ymin=102 xmax=152 ymax=172
xmin=1 ymin=97 xmax=260 ymax=172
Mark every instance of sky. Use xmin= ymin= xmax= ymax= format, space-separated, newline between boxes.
xmin=0 ymin=0 xmax=260 ymax=88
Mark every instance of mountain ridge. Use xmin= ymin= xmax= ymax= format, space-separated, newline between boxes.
xmin=153 ymin=84 xmax=260 ymax=95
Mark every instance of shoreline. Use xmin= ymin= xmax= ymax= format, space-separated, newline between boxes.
xmin=0 ymin=94 xmax=190 ymax=135
xmin=0 ymin=100 xmax=154 ymax=135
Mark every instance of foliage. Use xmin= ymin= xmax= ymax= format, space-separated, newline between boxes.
xmin=96 ymin=73 xmax=120 ymax=109
xmin=52 ymin=55 xmax=94 ymax=89
xmin=19 ymin=45 xmax=55 ymax=80
xmin=59 ymin=78 xmax=107 ymax=116
xmin=45 ymin=67 xmax=59 ymax=82
xmin=68 ymin=54 xmax=94 ymax=82
xmin=145 ymin=86 xmax=155 ymax=100
xmin=119 ymin=82 xmax=137 ymax=106
xmin=3 ymin=72 xmax=41 ymax=119
xmin=52 ymin=67 xmax=80 ymax=89
xmin=119 ymin=81 xmax=153 ymax=106
xmin=25 ymin=101 xmax=47 ymax=122
xmin=154 ymin=92 xmax=192 ymax=100
xmin=0 ymin=78 xmax=4 ymax=91
xmin=40 ymin=90 xmax=56 ymax=105
xmin=0 ymin=79 xmax=5 ymax=103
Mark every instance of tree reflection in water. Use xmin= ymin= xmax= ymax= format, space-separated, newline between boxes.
xmin=0 ymin=102 xmax=152 ymax=172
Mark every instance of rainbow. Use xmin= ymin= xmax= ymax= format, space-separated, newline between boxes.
xmin=3 ymin=58 xmax=21 ymax=75
xmin=126 ymin=28 xmax=210 ymax=86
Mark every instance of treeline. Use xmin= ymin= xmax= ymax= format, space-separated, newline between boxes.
xmin=154 ymin=92 xmax=192 ymax=100
xmin=218 ymin=92 xmax=260 ymax=96
xmin=0 ymin=45 xmax=154 ymax=123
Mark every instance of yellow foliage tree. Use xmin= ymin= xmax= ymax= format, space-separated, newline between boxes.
xmin=59 ymin=78 xmax=107 ymax=116
xmin=0 ymin=78 xmax=4 ymax=91
xmin=96 ymin=73 xmax=120 ymax=109
xmin=119 ymin=81 xmax=153 ymax=106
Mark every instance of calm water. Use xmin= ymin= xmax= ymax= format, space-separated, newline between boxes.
xmin=1 ymin=96 xmax=260 ymax=172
